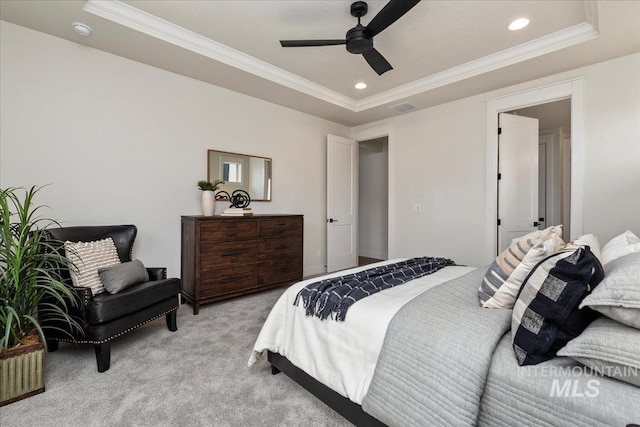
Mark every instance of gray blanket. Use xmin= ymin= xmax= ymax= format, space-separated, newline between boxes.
xmin=478 ymin=333 xmax=640 ymax=427
xmin=362 ymin=267 xmax=512 ymax=426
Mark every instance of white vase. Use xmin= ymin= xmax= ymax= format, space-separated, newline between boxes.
xmin=201 ymin=190 xmax=215 ymax=216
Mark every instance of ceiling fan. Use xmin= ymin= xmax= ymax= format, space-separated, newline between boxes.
xmin=280 ymin=0 xmax=421 ymax=76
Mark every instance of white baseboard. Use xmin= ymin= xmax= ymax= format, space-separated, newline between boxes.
xmin=304 ymin=264 xmax=326 ymax=278
xmin=359 ymin=249 xmax=387 ymax=260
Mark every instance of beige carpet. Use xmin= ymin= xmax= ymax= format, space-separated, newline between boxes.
xmin=0 ymin=288 xmax=351 ymax=426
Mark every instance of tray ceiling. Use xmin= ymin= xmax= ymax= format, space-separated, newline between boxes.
xmin=1 ymin=1 xmax=639 ymax=126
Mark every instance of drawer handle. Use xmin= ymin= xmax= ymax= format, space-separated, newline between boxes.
xmin=222 ymin=252 xmax=243 ymax=257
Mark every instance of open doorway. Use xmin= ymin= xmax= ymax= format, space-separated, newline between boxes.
xmin=486 ymin=79 xmax=585 ymax=261
xmin=496 ymin=99 xmax=572 ymax=252
xmin=507 ymin=99 xmax=572 ymax=242
xmin=358 ymin=137 xmax=389 ymax=266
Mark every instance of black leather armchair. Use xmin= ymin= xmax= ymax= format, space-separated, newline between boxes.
xmin=43 ymin=225 xmax=181 ymax=372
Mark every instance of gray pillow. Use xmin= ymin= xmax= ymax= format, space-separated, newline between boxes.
xmin=580 ymin=252 xmax=640 ymax=329
xmin=98 ymin=259 xmax=149 ymax=294
xmin=558 ymin=317 xmax=640 ymax=387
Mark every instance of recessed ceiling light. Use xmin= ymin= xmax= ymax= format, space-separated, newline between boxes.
xmin=355 ymin=82 xmax=367 ymax=90
xmin=72 ymin=22 xmax=93 ymax=36
xmin=508 ymin=18 xmax=529 ymax=31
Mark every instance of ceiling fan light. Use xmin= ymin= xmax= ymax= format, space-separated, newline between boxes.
xmin=72 ymin=22 xmax=93 ymax=36
xmin=355 ymin=82 xmax=367 ymax=89
xmin=508 ymin=18 xmax=529 ymax=31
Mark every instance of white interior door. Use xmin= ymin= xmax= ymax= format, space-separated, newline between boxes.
xmin=327 ymin=134 xmax=357 ymax=272
xmin=498 ymin=113 xmax=539 ymax=252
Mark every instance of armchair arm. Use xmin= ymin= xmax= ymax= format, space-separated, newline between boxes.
xmin=146 ymin=267 xmax=167 ymax=281
xmin=39 ymin=285 xmax=92 ymax=330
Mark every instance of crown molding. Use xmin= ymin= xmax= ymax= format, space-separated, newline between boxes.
xmin=84 ymin=1 xmax=599 ymax=114
xmin=355 ymin=22 xmax=598 ymax=111
xmin=584 ymin=1 xmax=599 ymax=31
xmin=83 ymin=0 xmax=356 ymax=110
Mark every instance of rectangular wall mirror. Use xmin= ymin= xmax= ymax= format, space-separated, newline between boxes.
xmin=208 ymin=150 xmax=272 ymax=201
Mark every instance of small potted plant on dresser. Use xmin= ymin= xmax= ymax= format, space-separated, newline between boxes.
xmin=0 ymin=186 xmax=81 ymax=406
xmin=197 ymin=179 xmax=224 ymax=216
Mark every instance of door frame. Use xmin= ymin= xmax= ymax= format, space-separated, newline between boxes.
xmin=351 ymin=124 xmax=395 ymax=259
xmin=485 ymin=78 xmax=585 ymax=262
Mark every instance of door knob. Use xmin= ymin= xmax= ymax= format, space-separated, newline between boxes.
xmin=327 ymin=218 xmax=338 ymax=223
xmin=533 ymin=221 xmax=540 ymax=227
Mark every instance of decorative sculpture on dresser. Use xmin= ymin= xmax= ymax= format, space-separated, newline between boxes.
xmin=215 ymin=189 xmax=251 ymax=208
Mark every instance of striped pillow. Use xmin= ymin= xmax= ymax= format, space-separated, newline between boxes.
xmin=65 ymin=237 xmax=121 ymax=295
xmin=484 ymin=235 xmax=564 ymax=309
xmin=478 ymin=225 xmax=562 ymax=308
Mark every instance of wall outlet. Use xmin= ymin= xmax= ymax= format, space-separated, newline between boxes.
xmin=414 ymin=204 xmax=422 ymax=213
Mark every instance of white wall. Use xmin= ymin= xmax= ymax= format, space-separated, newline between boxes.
xmin=0 ymin=22 xmax=350 ymax=277
xmin=358 ymin=139 xmax=388 ymax=260
xmin=3 ymin=21 xmax=638 ymax=273
xmin=354 ymin=53 xmax=640 ymax=266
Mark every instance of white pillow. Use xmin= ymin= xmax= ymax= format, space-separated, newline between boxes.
xmin=602 ymin=230 xmax=640 ymax=265
xmin=565 ymin=233 xmax=603 ymax=264
xmin=483 ymin=235 xmax=564 ymax=309
xmin=64 ymin=237 xmax=121 ymax=295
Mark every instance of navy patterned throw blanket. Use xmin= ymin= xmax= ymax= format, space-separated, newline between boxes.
xmin=294 ymin=257 xmax=456 ymax=321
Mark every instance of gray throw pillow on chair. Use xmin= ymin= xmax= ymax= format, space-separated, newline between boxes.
xmin=99 ymin=259 xmax=149 ymax=294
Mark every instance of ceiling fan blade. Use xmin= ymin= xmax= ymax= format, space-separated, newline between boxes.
xmin=364 ymin=0 xmax=421 ymax=38
xmin=280 ymin=40 xmax=346 ymax=47
xmin=362 ymin=48 xmax=393 ymax=75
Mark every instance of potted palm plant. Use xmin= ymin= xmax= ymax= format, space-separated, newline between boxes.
xmin=197 ymin=179 xmax=224 ymax=216
xmin=0 ymin=186 xmax=81 ymax=406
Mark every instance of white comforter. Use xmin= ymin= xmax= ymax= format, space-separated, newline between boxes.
xmin=249 ymin=260 xmax=475 ymax=404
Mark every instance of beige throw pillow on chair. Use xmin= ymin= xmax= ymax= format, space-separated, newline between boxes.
xmin=64 ymin=237 xmax=121 ymax=295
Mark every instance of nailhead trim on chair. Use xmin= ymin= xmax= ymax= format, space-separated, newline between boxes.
xmin=73 ymin=286 xmax=92 ymax=305
xmin=129 ymin=227 xmax=138 ymax=261
xmin=49 ymin=306 xmax=178 ymax=345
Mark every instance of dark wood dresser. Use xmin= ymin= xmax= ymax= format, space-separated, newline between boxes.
xmin=180 ymin=215 xmax=303 ymax=314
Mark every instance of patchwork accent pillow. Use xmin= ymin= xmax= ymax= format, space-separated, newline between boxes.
xmin=98 ymin=259 xmax=149 ymax=294
xmin=65 ymin=237 xmax=121 ymax=295
xmin=558 ymin=317 xmax=640 ymax=387
xmin=512 ymin=246 xmax=604 ymax=366
xmin=602 ymin=230 xmax=640 ymax=265
xmin=565 ymin=233 xmax=603 ymax=264
xmin=479 ymin=225 xmax=562 ymax=308
xmin=580 ymin=252 xmax=640 ymax=329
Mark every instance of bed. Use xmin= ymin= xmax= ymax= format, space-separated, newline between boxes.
xmin=249 ymin=255 xmax=640 ymax=426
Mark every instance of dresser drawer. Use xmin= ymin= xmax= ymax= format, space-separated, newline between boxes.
xmin=259 ymin=218 xmax=302 ymax=238
xmin=200 ymin=240 xmax=257 ymax=269
xmin=258 ymin=258 xmax=302 ymax=286
xmin=199 ymin=264 xmax=257 ymax=297
xmin=200 ymin=220 xmax=258 ymax=242
xmin=258 ymin=236 xmax=302 ymax=261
